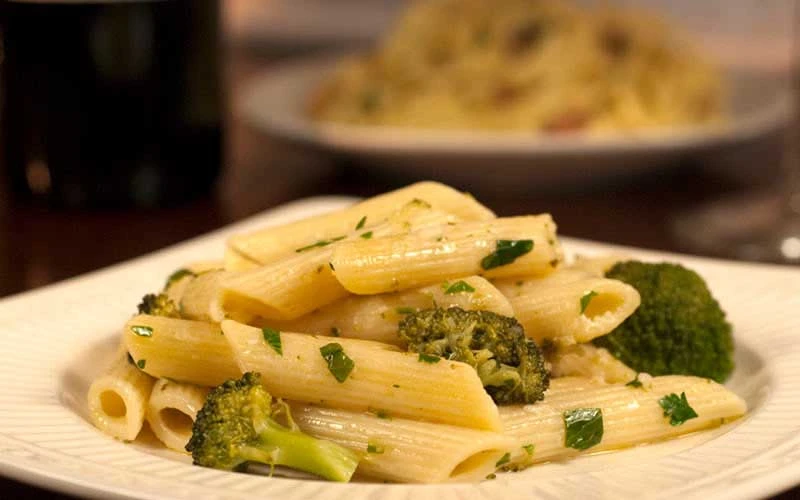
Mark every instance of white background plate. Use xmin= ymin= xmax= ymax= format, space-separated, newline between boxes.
xmin=239 ymin=56 xmax=790 ymax=189
xmin=1 ymin=197 xmax=799 ymax=499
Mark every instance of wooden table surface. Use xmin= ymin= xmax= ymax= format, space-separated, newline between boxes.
xmin=0 ymin=45 xmax=796 ymax=498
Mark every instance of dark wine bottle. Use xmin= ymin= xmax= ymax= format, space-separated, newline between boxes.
xmin=0 ymin=0 xmax=223 ymax=208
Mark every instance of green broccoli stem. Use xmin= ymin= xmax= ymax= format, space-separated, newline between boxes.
xmin=242 ymin=420 xmax=359 ymax=482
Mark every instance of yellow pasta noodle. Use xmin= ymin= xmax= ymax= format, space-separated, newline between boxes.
xmin=261 ymin=276 xmax=513 ymax=344
xmin=87 ymin=351 xmax=156 ymax=441
xmin=331 ymin=215 xmax=562 ymax=294
xmin=495 ymin=268 xmax=640 ymax=344
xmin=290 ymin=404 xmax=516 ymax=483
xmin=123 ymin=315 xmax=240 ymax=387
xmin=499 ymin=376 xmax=746 ymax=467
xmin=219 ymin=203 xmax=460 ymax=321
xmin=228 ymin=181 xmax=495 ymax=265
xmin=222 ymin=319 xmax=502 ymax=431
xmin=146 ymin=379 xmax=210 ymax=452
xmin=547 ymin=343 xmax=638 ymax=383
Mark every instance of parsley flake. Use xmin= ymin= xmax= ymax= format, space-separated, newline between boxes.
xmin=495 ymin=452 xmax=511 ymax=467
xmin=295 ymin=236 xmax=346 ymax=253
xmin=563 ymin=408 xmax=604 ymax=450
xmin=360 ymin=231 xmax=373 ymax=240
xmin=626 ymin=374 xmax=643 ymax=388
xmin=395 ymin=306 xmax=416 ymax=315
xmin=444 ymin=280 xmax=476 ymax=294
xmin=130 ymin=325 xmax=153 ymax=337
xmin=355 ymin=216 xmax=367 ymax=230
xmin=165 ymin=268 xmax=195 ymax=288
xmin=261 ymin=327 xmax=282 ymax=355
xmin=320 ymin=343 xmax=355 ymax=383
xmin=580 ymin=290 xmax=599 ymax=314
xmin=522 ymin=444 xmax=535 ymax=456
xmin=136 ymin=359 xmax=146 ymax=370
xmin=418 ymin=353 xmax=441 ymax=364
xmin=480 ymin=239 xmax=534 ymax=270
xmin=659 ymin=392 xmax=698 ymax=426
xmin=366 ymin=442 xmax=385 ymax=454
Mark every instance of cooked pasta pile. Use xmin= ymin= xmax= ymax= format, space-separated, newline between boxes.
xmin=310 ymin=0 xmax=724 ymax=133
xmin=87 ymin=182 xmax=745 ymax=483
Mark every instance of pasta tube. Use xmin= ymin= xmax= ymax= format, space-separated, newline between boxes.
xmin=547 ymin=343 xmax=638 ymax=384
xmin=123 ymin=315 xmax=240 ymax=387
xmin=146 ymin=379 xmax=210 ymax=452
xmin=499 ymin=376 xmax=746 ymax=466
xmin=228 ymin=181 xmax=495 ymax=265
xmin=219 ymin=203 xmax=459 ymax=321
xmin=495 ymin=269 xmax=640 ymax=344
xmin=331 ymin=215 xmax=563 ymax=294
xmin=222 ymin=320 xmax=502 ymax=431
xmin=290 ymin=404 xmax=516 ymax=483
xmin=87 ymin=351 xmax=156 ymax=441
xmin=261 ymin=276 xmax=513 ymax=344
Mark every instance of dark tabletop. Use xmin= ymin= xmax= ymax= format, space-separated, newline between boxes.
xmin=0 ymin=44 xmax=796 ymax=499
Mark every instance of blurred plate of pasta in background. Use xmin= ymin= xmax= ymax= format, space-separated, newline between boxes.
xmin=240 ymin=0 xmax=789 ymax=190
xmin=0 ymin=196 xmax=799 ymax=498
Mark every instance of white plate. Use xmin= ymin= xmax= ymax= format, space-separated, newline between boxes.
xmin=1 ymin=197 xmax=800 ymax=499
xmin=240 ymin=55 xmax=790 ymax=190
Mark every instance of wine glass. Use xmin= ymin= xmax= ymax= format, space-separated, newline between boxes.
xmin=672 ymin=0 xmax=800 ymax=264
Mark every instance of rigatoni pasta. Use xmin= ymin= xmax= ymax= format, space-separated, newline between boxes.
xmin=146 ymin=379 xmax=210 ymax=452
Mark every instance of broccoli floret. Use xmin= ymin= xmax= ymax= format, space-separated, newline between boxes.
xmin=592 ymin=261 xmax=734 ymax=383
xmin=186 ymin=372 xmax=359 ymax=482
xmin=398 ymin=307 xmax=549 ymax=404
xmin=136 ymin=293 xmax=181 ymax=318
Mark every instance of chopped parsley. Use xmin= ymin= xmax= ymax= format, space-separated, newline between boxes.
xmin=395 ymin=306 xmax=416 ymax=315
xmin=360 ymin=231 xmax=373 ymax=240
xmin=370 ymin=408 xmax=392 ymax=420
xmin=355 ymin=216 xmax=367 ymax=230
xmin=136 ymin=359 xmax=146 ymax=370
xmin=418 ymin=353 xmax=441 ymax=364
xmin=443 ymin=280 xmax=476 ymax=294
xmin=130 ymin=325 xmax=153 ymax=337
xmin=563 ymin=408 xmax=604 ymax=450
xmin=659 ymin=392 xmax=698 ymax=426
xmin=495 ymin=452 xmax=511 ymax=467
xmin=165 ymin=268 xmax=195 ymax=288
xmin=295 ymin=236 xmax=346 ymax=253
xmin=319 ymin=343 xmax=355 ymax=383
xmin=366 ymin=442 xmax=385 ymax=454
xmin=485 ymin=473 xmax=497 ymax=480
xmin=522 ymin=444 xmax=535 ymax=456
xmin=480 ymin=239 xmax=534 ymax=270
xmin=261 ymin=327 xmax=282 ymax=355
xmin=626 ymin=374 xmax=643 ymax=388
xmin=580 ymin=290 xmax=599 ymax=314
xmin=330 ymin=327 xmax=341 ymax=337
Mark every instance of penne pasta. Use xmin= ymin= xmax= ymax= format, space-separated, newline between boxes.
xmin=547 ymin=343 xmax=638 ymax=384
xmin=499 ymin=376 xmax=746 ymax=467
xmin=227 ymin=181 xmax=496 ymax=265
xmin=495 ymin=269 xmax=640 ymax=345
xmin=87 ymin=351 xmax=156 ymax=441
xmin=570 ymin=254 xmax=630 ymax=277
xmin=179 ymin=270 xmax=229 ymax=322
xmin=146 ymin=379 xmax=210 ymax=452
xmin=290 ymin=404 xmax=516 ymax=483
xmin=223 ymin=246 xmax=261 ymax=272
xmin=219 ymin=203 xmax=459 ymax=321
xmin=331 ymin=215 xmax=563 ymax=294
xmin=261 ymin=276 xmax=513 ymax=344
xmin=123 ymin=315 xmax=240 ymax=387
xmin=222 ymin=320 xmax=502 ymax=431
